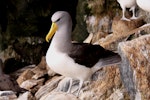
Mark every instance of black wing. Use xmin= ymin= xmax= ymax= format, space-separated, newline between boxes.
xmin=68 ymin=43 xmax=121 ymax=68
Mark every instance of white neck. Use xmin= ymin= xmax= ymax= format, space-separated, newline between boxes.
xmin=50 ymin=21 xmax=73 ymax=52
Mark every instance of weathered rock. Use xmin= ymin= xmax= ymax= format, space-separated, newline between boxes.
xmin=20 ymin=78 xmax=44 ymax=93
xmin=0 ymin=62 xmax=25 ymax=94
xmin=106 ymin=89 xmax=124 ymax=100
xmin=16 ymin=57 xmax=50 ymax=95
xmin=0 ymin=91 xmax=17 ymax=100
xmin=98 ymin=34 xmax=123 ymax=51
xmin=17 ymin=57 xmax=48 ymax=85
xmin=10 ymin=64 xmax=36 ymax=80
xmin=78 ymin=65 xmax=126 ymax=100
xmin=0 ymin=74 xmax=25 ymax=93
xmin=112 ymin=16 xmax=145 ymax=35
xmin=40 ymin=92 xmax=78 ymax=100
xmin=86 ymin=15 xmax=112 ymax=44
xmin=32 ymin=57 xmax=48 ymax=79
xmin=20 ymin=80 xmax=37 ymax=90
xmin=17 ymin=69 xmax=35 ymax=85
xmin=97 ymin=17 xmax=145 ymax=51
xmin=0 ymin=59 xmax=25 ymax=95
xmin=118 ymin=34 xmax=150 ymax=100
xmin=35 ymin=76 xmax=64 ymax=99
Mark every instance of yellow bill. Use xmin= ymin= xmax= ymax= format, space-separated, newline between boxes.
xmin=46 ymin=22 xmax=58 ymax=42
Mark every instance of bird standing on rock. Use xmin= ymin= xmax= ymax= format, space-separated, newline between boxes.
xmin=45 ymin=11 xmax=121 ymax=96
xmin=117 ymin=0 xmax=138 ymax=21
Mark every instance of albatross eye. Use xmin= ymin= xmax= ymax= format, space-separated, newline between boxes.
xmin=56 ymin=18 xmax=61 ymax=22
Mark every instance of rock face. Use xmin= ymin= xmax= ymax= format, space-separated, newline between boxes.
xmin=91 ymin=16 xmax=145 ymax=51
xmin=0 ymin=91 xmax=17 ymax=100
xmin=17 ymin=57 xmax=47 ymax=94
xmin=112 ymin=17 xmax=145 ymax=35
xmin=118 ymin=34 xmax=150 ymax=100
xmin=16 ymin=59 xmax=123 ymax=100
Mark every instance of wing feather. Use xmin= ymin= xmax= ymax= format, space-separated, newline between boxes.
xmin=68 ymin=43 xmax=120 ymax=68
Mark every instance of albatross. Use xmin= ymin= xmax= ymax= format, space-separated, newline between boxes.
xmin=45 ymin=11 xmax=121 ymax=96
xmin=117 ymin=0 xmax=138 ymax=21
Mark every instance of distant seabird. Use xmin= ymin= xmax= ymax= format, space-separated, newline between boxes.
xmin=45 ymin=11 xmax=121 ymax=96
xmin=117 ymin=0 xmax=138 ymax=21
xmin=136 ymin=0 xmax=150 ymax=13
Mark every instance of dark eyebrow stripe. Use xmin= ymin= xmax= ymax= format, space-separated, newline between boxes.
xmin=55 ymin=14 xmax=65 ymax=22
xmin=55 ymin=18 xmax=60 ymax=22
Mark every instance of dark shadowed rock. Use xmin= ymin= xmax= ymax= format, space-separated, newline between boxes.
xmin=13 ymin=39 xmax=49 ymax=65
xmin=0 ymin=59 xmax=26 ymax=94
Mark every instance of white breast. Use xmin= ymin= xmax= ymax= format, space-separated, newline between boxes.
xmin=117 ymin=0 xmax=136 ymax=8
xmin=46 ymin=46 xmax=92 ymax=81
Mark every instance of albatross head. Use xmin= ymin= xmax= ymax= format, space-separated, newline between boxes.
xmin=46 ymin=11 xmax=72 ymax=42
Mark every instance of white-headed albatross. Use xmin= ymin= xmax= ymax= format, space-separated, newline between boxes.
xmin=45 ymin=11 xmax=121 ymax=96
xmin=117 ymin=0 xmax=138 ymax=21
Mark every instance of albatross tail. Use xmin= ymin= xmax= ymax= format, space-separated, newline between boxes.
xmin=92 ymin=54 xmax=121 ymax=73
xmin=99 ymin=54 xmax=121 ymax=66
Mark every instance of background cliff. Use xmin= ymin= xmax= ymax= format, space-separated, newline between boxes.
xmin=0 ymin=0 xmax=150 ymax=100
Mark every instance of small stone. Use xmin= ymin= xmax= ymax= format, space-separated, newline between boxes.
xmin=0 ymin=74 xmax=24 ymax=93
xmin=40 ymin=92 xmax=78 ymax=100
xmin=17 ymin=91 xmax=35 ymax=100
xmin=17 ymin=69 xmax=35 ymax=85
xmin=20 ymin=80 xmax=38 ymax=90
xmin=106 ymin=89 xmax=124 ymax=100
xmin=0 ymin=91 xmax=17 ymax=100
xmin=20 ymin=78 xmax=44 ymax=93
